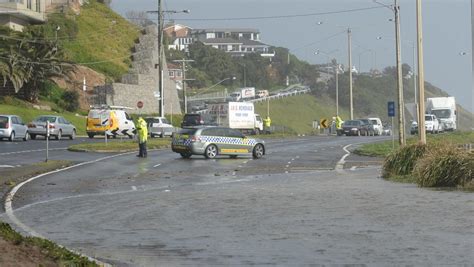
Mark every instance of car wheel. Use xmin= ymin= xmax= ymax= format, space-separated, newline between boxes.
xmin=252 ymin=144 xmax=265 ymax=159
xmin=70 ymin=130 xmax=76 ymax=140
xmin=56 ymin=130 xmax=62 ymax=140
xmin=180 ymin=152 xmax=192 ymax=159
xmin=254 ymin=128 xmax=260 ymax=135
xmin=9 ymin=131 xmax=15 ymax=142
xmin=23 ymin=132 xmax=29 ymax=141
xmin=30 ymin=134 xmax=36 ymax=140
xmin=150 ymin=134 xmax=155 ymax=138
xmin=87 ymin=133 xmax=94 ymax=139
xmin=204 ymin=144 xmax=218 ymax=159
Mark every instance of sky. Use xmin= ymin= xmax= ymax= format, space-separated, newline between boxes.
xmin=111 ymin=0 xmax=473 ymax=113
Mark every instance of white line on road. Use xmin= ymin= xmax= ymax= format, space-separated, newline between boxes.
xmin=350 ymin=166 xmax=357 ymax=171
xmin=131 ymin=186 xmax=137 ymax=191
xmin=153 ymin=163 xmax=161 ymax=168
xmin=335 ymin=144 xmax=352 ymax=172
xmin=0 ymin=165 xmax=15 ymax=168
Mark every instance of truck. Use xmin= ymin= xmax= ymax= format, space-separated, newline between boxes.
xmin=229 ymin=87 xmax=256 ymax=101
xmin=207 ymin=102 xmax=264 ymax=134
xmin=426 ymin=97 xmax=457 ymax=131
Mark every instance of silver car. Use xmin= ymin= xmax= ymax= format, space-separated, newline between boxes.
xmin=171 ymin=126 xmax=265 ymax=159
xmin=28 ymin=115 xmax=76 ymax=140
xmin=0 ymin=115 xmax=29 ymax=142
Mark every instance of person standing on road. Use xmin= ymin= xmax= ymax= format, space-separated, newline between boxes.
xmin=263 ymin=116 xmax=272 ymax=134
xmin=136 ymin=117 xmax=148 ymax=158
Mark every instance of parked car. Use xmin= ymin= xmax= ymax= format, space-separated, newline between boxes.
xmin=145 ymin=117 xmax=175 ymax=138
xmin=181 ymin=113 xmax=216 ymax=128
xmin=28 ymin=115 xmax=76 ymax=140
xmin=357 ymin=119 xmax=376 ymax=136
xmin=0 ymin=115 xmax=29 ymax=141
xmin=368 ymin=117 xmax=383 ymax=136
xmin=171 ymin=126 xmax=265 ymax=159
xmin=337 ymin=120 xmax=368 ymax=136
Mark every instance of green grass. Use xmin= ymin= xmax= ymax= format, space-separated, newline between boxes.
xmin=354 ymin=131 xmax=474 ymax=157
xmin=61 ymin=0 xmax=139 ymax=81
xmin=0 ymin=103 xmax=87 ymax=135
xmin=0 ymin=222 xmax=98 ymax=266
xmin=254 ymin=94 xmax=350 ymax=134
xmin=69 ymin=138 xmax=171 ymax=152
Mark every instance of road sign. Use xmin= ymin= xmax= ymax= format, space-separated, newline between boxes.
xmin=137 ymin=101 xmax=144 ymax=109
xmin=321 ymin=118 xmax=329 ymax=128
xmin=388 ymin=101 xmax=395 ymax=117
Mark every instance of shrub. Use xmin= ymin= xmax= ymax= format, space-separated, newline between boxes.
xmin=382 ymin=143 xmax=427 ymax=178
xmin=60 ymin=90 xmax=79 ymax=112
xmin=414 ymin=145 xmax=474 ymax=187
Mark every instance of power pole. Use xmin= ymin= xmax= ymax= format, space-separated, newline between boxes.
xmin=173 ymin=59 xmax=194 ymax=113
xmin=394 ymin=0 xmax=405 ymax=146
xmin=157 ymin=0 xmax=164 ymax=117
xmin=348 ymin=27 xmax=353 ymax=120
xmin=417 ymin=0 xmax=426 ymax=144
xmin=336 ymin=65 xmax=339 ymax=117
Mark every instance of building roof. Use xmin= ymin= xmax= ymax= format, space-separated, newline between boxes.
xmin=194 ymin=28 xmax=260 ymax=33
xmin=202 ymin=38 xmax=243 ymax=45
xmin=241 ymin=39 xmax=269 ymax=47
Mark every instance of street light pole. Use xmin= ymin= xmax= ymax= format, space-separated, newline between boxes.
xmin=394 ymin=0 xmax=406 ymax=146
xmin=417 ymin=0 xmax=426 ymax=144
xmin=348 ymin=27 xmax=353 ymax=120
xmin=336 ymin=64 xmax=339 ymax=117
xmin=173 ymin=59 xmax=194 ymax=113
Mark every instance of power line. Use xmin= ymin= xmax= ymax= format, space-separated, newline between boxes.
xmin=128 ymin=5 xmax=385 ymax=22
xmin=293 ymin=30 xmax=346 ymax=52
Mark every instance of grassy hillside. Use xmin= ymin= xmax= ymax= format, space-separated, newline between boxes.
xmin=58 ymin=0 xmax=139 ymax=80
xmin=255 ymin=94 xmax=351 ymax=134
xmin=0 ymin=99 xmax=86 ymax=135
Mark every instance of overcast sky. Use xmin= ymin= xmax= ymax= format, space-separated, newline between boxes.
xmin=111 ymin=0 xmax=473 ymax=112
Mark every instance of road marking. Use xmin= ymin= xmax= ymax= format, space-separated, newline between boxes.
xmin=4 ymin=151 xmax=135 ymax=267
xmin=0 ymin=165 xmax=14 ymax=168
xmin=336 ymin=144 xmax=352 ymax=172
xmin=0 ymin=148 xmax=67 ymax=156
xmin=285 ymin=165 xmax=289 ymax=168
xmin=131 ymin=186 xmax=137 ymax=191
xmin=350 ymin=166 xmax=357 ymax=171
xmin=153 ymin=163 xmax=161 ymax=168
xmin=243 ymin=160 xmax=248 ymax=164
xmin=232 ymin=171 xmax=236 ymax=176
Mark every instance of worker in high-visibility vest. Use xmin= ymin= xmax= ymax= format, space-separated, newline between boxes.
xmin=263 ymin=116 xmax=272 ymax=134
xmin=336 ymin=116 xmax=343 ymax=129
xmin=136 ymin=117 xmax=148 ymax=158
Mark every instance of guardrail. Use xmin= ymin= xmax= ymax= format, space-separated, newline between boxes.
xmin=187 ymin=85 xmax=311 ymax=103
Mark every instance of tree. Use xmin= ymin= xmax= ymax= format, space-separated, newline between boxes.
xmin=0 ymin=26 xmax=71 ymax=102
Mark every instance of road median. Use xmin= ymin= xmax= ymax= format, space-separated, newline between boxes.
xmin=68 ymin=138 xmax=171 ymax=153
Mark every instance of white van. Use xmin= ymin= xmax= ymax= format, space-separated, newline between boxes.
xmin=368 ymin=117 xmax=383 ymax=136
xmin=86 ymin=106 xmax=136 ymax=138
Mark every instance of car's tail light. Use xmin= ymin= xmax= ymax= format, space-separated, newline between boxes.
xmin=5 ymin=123 xmax=9 ymax=129
xmin=199 ymin=120 xmax=204 ymax=124
xmin=191 ymin=136 xmax=201 ymax=142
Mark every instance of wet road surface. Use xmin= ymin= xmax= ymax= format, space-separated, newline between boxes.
xmin=2 ymin=136 xmax=473 ymax=266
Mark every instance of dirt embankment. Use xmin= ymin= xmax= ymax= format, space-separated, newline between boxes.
xmin=52 ymin=65 xmax=106 ymax=110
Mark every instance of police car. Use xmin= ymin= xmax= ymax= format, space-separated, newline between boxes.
xmin=171 ymin=126 xmax=265 ymax=159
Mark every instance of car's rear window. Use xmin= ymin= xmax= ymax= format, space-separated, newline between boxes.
xmin=88 ymin=110 xmax=109 ymax=120
xmin=183 ymin=115 xmax=201 ymax=125
xmin=0 ymin=116 xmax=8 ymax=128
xmin=178 ymin=128 xmax=198 ymax=135
xmin=35 ymin=116 xmax=57 ymax=123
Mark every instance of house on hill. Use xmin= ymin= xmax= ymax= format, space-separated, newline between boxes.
xmin=164 ymin=25 xmax=275 ymax=58
xmin=0 ymin=0 xmax=85 ymax=31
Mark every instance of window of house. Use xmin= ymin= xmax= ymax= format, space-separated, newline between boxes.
xmin=169 ymin=71 xmax=174 ymax=77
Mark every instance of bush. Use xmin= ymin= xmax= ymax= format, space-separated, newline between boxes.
xmin=382 ymin=143 xmax=427 ymax=178
xmin=414 ymin=145 xmax=474 ymax=187
xmin=60 ymin=90 xmax=79 ymax=112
